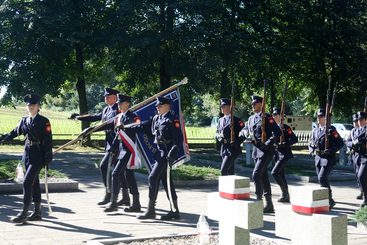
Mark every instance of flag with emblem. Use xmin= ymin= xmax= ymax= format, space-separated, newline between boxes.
xmin=133 ymin=88 xmax=190 ymax=170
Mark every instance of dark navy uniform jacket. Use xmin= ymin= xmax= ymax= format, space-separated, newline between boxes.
xmin=78 ymin=103 xmax=118 ymax=151
xmin=2 ymin=114 xmax=52 ymax=166
xmin=247 ymin=112 xmax=282 ymax=158
xmin=275 ymin=124 xmax=298 ymax=161
xmin=215 ymin=115 xmax=244 ymax=157
xmin=346 ymin=126 xmax=367 ymax=165
xmin=151 ymin=111 xmax=183 ymax=160
xmin=112 ymin=110 xmax=140 ymax=159
xmin=309 ymin=125 xmax=344 ymax=166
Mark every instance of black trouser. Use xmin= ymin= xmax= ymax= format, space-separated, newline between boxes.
xmin=111 ymin=151 xmax=139 ymax=195
xmin=100 ymin=151 xmax=118 ymax=189
xmin=316 ymin=163 xmax=334 ymax=198
xmin=271 ymin=158 xmax=288 ymax=192
xmin=22 ymin=145 xmax=43 ymax=205
xmin=148 ymin=152 xmax=177 ymax=201
xmin=352 ymin=154 xmax=362 ymax=190
xmin=253 ymin=151 xmax=274 ymax=198
xmin=357 ymin=162 xmax=367 ymax=199
xmin=23 ymin=163 xmax=42 ymax=205
xmin=221 ymin=154 xmax=238 ymax=176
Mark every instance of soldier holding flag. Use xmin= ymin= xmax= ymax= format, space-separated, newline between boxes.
xmin=72 ymin=88 xmax=130 ymax=206
xmin=104 ymin=94 xmax=142 ymax=212
xmin=137 ymin=96 xmax=183 ymax=220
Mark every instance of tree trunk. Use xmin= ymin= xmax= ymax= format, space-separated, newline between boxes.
xmin=75 ymin=43 xmax=89 ymax=131
xmin=159 ymin=0 xmax=174 ymax=90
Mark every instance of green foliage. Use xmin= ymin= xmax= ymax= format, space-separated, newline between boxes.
xmin=0 ymin=160 xmax=68 ymax=180
xmin=353 ymin=207 xmax=367 ymax=226
xmin=0 ymin=0 xmax=366 ymax=120
xmin=136 ymin=164 xmax=220 ymax=181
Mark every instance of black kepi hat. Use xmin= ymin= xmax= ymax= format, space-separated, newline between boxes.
xmin=23 ymin=94 xmax=41 ymax=105
xmin=155 ymin=96 xmax=171 ymax=106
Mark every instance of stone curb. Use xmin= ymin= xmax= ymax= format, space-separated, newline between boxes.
xmin=86 ymin=230 xmax=291 ymax=245
xmin=86 ymin=231 xmax=209 ymax=245
xmin=0 ymin=180 xmax=79 ymax=194
xmin=134 ymin=172 xmax=218 ymax=188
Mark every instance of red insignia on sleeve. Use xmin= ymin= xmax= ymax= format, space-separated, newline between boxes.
xmin=134 ymin=117 xmax=141 ymax=123
xmin=287 ymin=128 xmax=292 ymax=135
xmin=174 ymin=119 xmax=180 ymax=128
xmin=268 ymin=117 xmax=274 ymax=124
xmin=333 ymin=131 xmax=339 ymax=138
xmin=45 ymin=122 xmax=52 ymax=133
xmin=239 ymin=121 xmax=244 ymax=127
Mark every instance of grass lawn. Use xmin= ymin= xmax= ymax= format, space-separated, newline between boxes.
xmin=0 ymin=106 xmax=216 ymax=143
xmin=0 ymin=159 xmax=68 ymax=181
xmin=135 ymin=163 xmax=221 ymax=181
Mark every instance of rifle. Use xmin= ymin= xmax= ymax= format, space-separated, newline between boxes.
xmin=279 ymin=81 xmax=288 ymax=144
xmin=261 ymin=80 xmax=268 ymax=144
xmin=325 ymin=77 xmax=337 ymax=150
xmin=230 ymin=80 xmax=235 ymax=144
xmin=54 ymin=77 xmax=189 ymax=154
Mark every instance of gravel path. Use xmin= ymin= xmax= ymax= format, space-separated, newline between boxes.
xmin=118 ymin=234 xmax=279 ymax=245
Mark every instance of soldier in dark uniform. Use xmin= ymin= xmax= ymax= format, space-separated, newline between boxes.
xmin=73 ymin=88 xmax=130 ymax=206
xmin=346 ymin=113 xmax=363 ymax=200
xmin=215 ymin=98 xmax=245 ymax=175
xmin=351 ymin=112 xmax=367 ymax=207
xmin=137 ymin=97 xmax=183 ymax=220
xmin=309 ymin=109 xmax=344 ymax=208
xmin=0 ymin=94 xmax=52 ymax=223
xmin=240 ymin=96 xmax=281 ymax=213
xmin=271 ymin=108 xmax=298 ymax=203
xmin=105 ymin=94 xmax=142 ymax=212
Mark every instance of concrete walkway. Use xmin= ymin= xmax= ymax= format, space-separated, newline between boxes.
xmin=0 ymin=152 xmax=366 ymax=245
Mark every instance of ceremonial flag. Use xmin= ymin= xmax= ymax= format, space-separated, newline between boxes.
xmin=134 ymin=88 xmax=190 ymax=171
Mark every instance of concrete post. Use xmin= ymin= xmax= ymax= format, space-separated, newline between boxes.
xmin=207 ymin=176 xmax=263 ymax=245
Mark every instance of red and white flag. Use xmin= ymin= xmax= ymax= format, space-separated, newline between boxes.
xmin=117 ymin=129 xmax=142 ymax=169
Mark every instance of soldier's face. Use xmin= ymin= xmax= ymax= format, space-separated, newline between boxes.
xmin=105 ymin=95 xmax=117 ymax=106
xmin=317 ymin=116 xmax=325 ymax=126
xmin=273 ymin=114 xmax=281 ymax=124
xmin=156 ymin=104 xmax=170 ymax=114
xmin=358 ymin=119 xmax=366 ymax=127
xmin=26 ymin=104 xmax=40 ymax=116
xmin=221 ymin=105 xmax=230 ymax=115
xmin=252 ymin=102 xmax=262 ymax=113
xmin=118 ymin=102 xmax=130 ymax=112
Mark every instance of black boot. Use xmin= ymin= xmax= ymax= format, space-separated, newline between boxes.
xmin=263 ymin=196 xmax=275 ymax=214
xmin=104 ymin=194 xmax=118 ymax=212
xmin=360 ymin=197 xmax=367 ymax=208
xmin=117 ymin=188 xmax=130 ymax=206
xmin=161 ymin=200 xmax=180 ymax=220
xmin=125 ymin=194 xmax=141 ymax=212
xmin=11 ymin=204 xmax=29 ymax=223
xmin=97 ymin=192 xmax=111 ymax=205
xmin=278 ymin=189 xmax=290 ymax=203
xmin=28 ymin=202 xmax=42 ymax=221
xmin=137 ymin=199 xmax=156 ymax=219
xmin=329 ymin=198 xmax=336 ymax=209
xmin=357 ymin=191 xmax=363 ymax=200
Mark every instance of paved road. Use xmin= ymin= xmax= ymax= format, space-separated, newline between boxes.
xmin=0 ymin=152 xmax=366 ymax=245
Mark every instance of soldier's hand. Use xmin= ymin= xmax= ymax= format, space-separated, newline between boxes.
xmin=116 ymin=123 xmax=125 ymax=130
xmin=69 ymin=113 xmax=80 ymax=120
xmin=215 ymin=133 xmax=224 ymax=143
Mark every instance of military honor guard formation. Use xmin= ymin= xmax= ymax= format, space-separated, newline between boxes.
xmin=0 ymin=79 xmax=366 ymax=229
